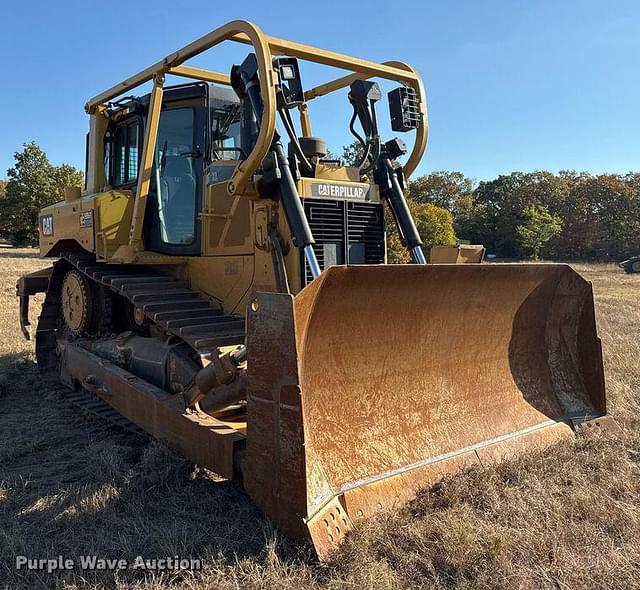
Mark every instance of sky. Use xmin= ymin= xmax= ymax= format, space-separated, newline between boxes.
xmin=0 ymin=0 xmax=638 ymax=182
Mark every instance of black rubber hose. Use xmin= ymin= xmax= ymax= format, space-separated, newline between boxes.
xmin=279 ymin=107 xmax=313 ymax=175
xmin=348 ymin=107 xmax=371 ymax=169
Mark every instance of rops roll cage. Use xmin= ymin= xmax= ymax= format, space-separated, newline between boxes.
xmin=85 ymin=19 xmax=428 ymax=255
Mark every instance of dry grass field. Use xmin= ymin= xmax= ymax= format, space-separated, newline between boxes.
xmin=0 ymin=249 xmax=638 ymax=590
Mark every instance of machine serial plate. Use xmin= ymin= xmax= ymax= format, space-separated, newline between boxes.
xmin=79 ymin=211 xmax=94 ymax=228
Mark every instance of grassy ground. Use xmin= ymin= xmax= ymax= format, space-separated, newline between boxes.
xmin=0 ymin=250 xmax=639 ymax=590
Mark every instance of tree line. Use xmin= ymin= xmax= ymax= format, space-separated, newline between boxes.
xmin=406 ymin=169 xmax=640 ymax=261
xmin=1 ymin=142 xmax=638 ymax=261
xmin=0 ymin=142 xmax=83 ymax=245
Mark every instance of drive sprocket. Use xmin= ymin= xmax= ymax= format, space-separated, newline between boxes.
xmin=61 ymin=268 xmax=93 ymax=336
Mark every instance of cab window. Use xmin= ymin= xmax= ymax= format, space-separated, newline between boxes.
xmin=210 ymin=104 xmax=241 ymax=160
xmin=152 ymin=107 xmax=198 ymax=245
xmin=104 ymin=119 xmax=141 ymax=187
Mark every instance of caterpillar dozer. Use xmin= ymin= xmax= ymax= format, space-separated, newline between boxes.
xmin=17 ymin=21 xmax=612 ymax=558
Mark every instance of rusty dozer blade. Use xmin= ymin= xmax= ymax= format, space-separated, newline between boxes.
xmin=243 ymin=264 xmax=606 ymax=558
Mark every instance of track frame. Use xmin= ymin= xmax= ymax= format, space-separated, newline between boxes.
xmin=26 ymin=252 xmax=248 ymax=480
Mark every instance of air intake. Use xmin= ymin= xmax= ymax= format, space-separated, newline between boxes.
xmin=302 ymin=199 xmax=385 ymax=285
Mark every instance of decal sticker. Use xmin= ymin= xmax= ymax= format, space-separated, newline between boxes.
xmin=41 ymin=215 xmax=53 ymax=236
xmin=311 ymin=183 xmax=370 ymax=201
xmin=224 ymin=261 xmax=239 ymax=275
xmin=79 ymin=211 xmax=94 ymax=228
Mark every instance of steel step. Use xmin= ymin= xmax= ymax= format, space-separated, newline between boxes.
xmin=153 ymin=308 xmax=224 ymax=324
xmin=128 ymin=290 xmax=200 ymax=304
xmin=96 ymin=272 xmax=157 ymax=283
xmin=120 ymin=280 xmax=186 ymax=292
xmin=96 ymin=274 xmax=155 ymax=285
xmin=162 ymin=313 xmax=228 ymax=329
xmin=178 ymin=319 xmax=245 ymax=337
xmin=141 ymin=300 xmax=211 ymax=314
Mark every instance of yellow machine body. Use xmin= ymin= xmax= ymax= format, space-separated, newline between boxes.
xmin=19 ymin=20 xmax=610 ymax=560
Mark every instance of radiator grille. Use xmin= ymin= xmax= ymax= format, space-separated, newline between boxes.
xmin=302 ymin=199 xmax=385 ymax=285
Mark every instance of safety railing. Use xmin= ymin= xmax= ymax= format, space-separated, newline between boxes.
xmin=84 ymin=20 xmax=428 ymax=252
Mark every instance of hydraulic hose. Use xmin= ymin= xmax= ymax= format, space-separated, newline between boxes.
xmin=279 ymin=106 xmax=314 ymax=176
xmin=348 ymin=108 xmax=371 ymax=169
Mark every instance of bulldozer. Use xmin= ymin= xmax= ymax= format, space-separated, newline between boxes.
xmin=17 ymin=21 xmax=612 ymax=558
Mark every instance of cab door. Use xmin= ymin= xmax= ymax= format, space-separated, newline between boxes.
xmin=144 ymin=91 xmax=206 ymax=256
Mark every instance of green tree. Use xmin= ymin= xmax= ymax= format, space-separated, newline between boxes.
xmin=515 ymin=204 xmax=563 ymax=260
xmin=341 ymin=140 xmax=364 ymax=167
xmin=408 ymin=171 xmax=474 ymax=218
xmin=461 ymin=172 xmax=526 ymax=257
xmin=387 ymin=201 xmax=457 ymax=263
xmin=460 ymin=171 xmax=572 ymax=258
xmin=53 ymin=163 xmax=84 ymax=198
xmin=0 ymin=142 xmax=54 ymax=246
xmin=0 ymin=142 xmax=83 ymax=246
xmin=585 ymin=173 xmax=639 ymax=260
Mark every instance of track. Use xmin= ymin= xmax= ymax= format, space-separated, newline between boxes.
xmin=61 ymin=252 xmax=246 ymax=354
xmin=43 ymin=380 xmax=146 ymax=436
xmin=35 ymin=252 xmax=247 ymax=435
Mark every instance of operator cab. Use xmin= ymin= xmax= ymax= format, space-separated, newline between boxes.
xmin=103 ymin=83 xmax=241 ymax=256
xmin=102 ymin=52 xmax=422 ymax=267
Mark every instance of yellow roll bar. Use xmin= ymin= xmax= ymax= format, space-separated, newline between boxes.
xmin=85 ymin=20 xmax=428 ymax=252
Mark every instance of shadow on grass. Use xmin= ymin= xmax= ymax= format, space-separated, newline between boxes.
xmin=0 ymin=356 xmax=307 ymax=589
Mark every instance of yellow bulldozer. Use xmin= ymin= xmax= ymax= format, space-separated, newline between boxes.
xmin=17 ymin=20 xmax=611 ymax=558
